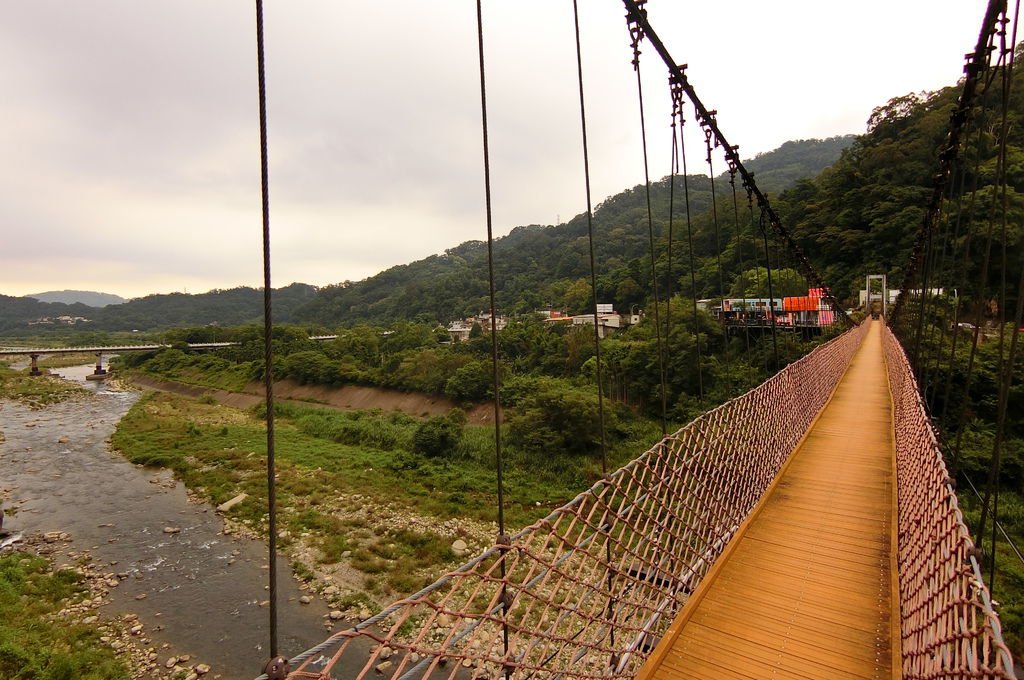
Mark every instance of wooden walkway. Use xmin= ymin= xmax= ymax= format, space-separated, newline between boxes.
xmin=637 ymin=320 xmax=901 ymax=680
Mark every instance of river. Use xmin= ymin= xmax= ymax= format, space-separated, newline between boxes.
xmin=0 ymin=365 xmax=335 ymax=679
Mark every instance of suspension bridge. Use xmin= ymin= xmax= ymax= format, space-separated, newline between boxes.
xmin=239 ymin=0 xmax=1023 ymax=677
xmin=56 ymin=0 xmax=1013 ymax=677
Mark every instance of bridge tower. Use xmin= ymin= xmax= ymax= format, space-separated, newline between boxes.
xmin=865 ymin=274 xmax=887 ymax=318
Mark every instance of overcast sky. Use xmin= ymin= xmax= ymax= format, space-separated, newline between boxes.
xmin=0 ymin=1 xmax=991 ymax=300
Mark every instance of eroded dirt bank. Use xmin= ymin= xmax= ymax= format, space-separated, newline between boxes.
xmin=129 ymin=374 xmax=495 ymax=423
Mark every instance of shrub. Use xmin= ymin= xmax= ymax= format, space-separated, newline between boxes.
xmin=412 ymin=410 xmax=465 ymax=458
xmin=507 ymin=383 xmax=613 ymax=457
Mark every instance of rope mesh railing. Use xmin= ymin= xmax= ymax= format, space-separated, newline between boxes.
xmin=882 ymin=323 xmax=1017 ymax=679
xmin=275 ymin=322 xmax=869 ymax=679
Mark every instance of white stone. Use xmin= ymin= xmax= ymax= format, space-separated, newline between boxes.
xmin=216 ymin=493 xmax=248 ymax=513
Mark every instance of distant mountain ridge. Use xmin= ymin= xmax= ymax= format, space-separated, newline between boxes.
xmin=27 ymin=289 xmax=127 ymax=307
xmin=1 ymin=136 xmax=853 ymax=334
xmin=0 ymin=283 xmax=317 ymax=335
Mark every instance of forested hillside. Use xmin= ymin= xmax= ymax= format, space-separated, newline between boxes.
xmin=294 ymin=136 xmax=853 ymax=324
xmin=776 ymin=84 xmax=1023 ymax=303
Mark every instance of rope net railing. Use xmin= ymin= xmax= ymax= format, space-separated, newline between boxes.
xmin=273 ymin=322 xmax=869 ymax=679
xmin=883 ymin=323 xmax=1017 ymax=679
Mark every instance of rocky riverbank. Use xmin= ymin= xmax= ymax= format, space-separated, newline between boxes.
xmin=0 ymin=367 xmax=335 ymax=679
xmin=5 ymin=531 xmax=216 ymax=679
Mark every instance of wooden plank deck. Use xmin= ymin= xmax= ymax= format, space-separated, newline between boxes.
xmin=637 ymin=320 xmax=901 ymax=680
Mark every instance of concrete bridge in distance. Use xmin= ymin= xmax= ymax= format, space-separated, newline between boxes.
xmin=0 ymin=337 xmax=339 ymax=379
xmin=0 ymin=342 xmax=238 ymax=378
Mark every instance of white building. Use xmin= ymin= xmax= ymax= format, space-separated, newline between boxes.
xmin=571 ymin=313 xmax=623 ymax=338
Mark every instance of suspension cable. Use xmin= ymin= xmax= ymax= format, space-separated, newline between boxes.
xmin=626 ymin=2 xmax=668 ymax=433
xmin=890 ymin=0 xmax=1008 ymax=327
xmin=571 ymin=0 xmax=608 ymax=476
xmin=978 ymin=4 xmax=1019 ymax=592
xmin=621 ymin=0 xmax=851 ymax=330
xmin=701 ymin=114 xmax=732 ymax=393
xmin=758 ymin=207 xmax=780 ymax=371
xmin=727 ymin=153 xmax=751 ymax=355
xmin=571 ymin=3 xmax=617 ymax=660
xmin=670 ymin=73 xmax=704 ymax=402
xmin=473 ymin=0 xmax=511 ymax=671
xmin=253 ymin=0 xmax=279 ymax=662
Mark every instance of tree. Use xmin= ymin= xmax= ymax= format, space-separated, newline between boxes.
xmin=506 ymin=381 xmax=612 ymax=456
xmin=444 ymin=361 xmax=492 ymax=403
xmin=412 ymin=410 xmax=465 ymax=458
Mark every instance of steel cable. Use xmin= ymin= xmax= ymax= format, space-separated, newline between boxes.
xmin=627 ymin=2 xmax=669 ymax=433
xmin=253 ymin=0 xmax=279 ymax=661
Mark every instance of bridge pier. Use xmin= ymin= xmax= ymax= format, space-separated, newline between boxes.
xmin=87 ymin=352 xmax=108 ymax=381
xmin=28 ymin=353 xmax=42 ymax=376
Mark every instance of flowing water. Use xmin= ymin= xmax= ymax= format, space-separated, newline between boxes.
xmin=0 ymin=365 xmax=336 ymax=679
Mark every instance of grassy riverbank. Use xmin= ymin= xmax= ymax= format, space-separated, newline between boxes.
xmin=0 ymin=363 xmax=90 ymax=408
xmin=0 ymin=551 xmax=127 ymax=679
xmin=111 ymin=391 xmax=657 ymax=605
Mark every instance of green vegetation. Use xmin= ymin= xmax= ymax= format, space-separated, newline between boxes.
xmin=0 ymin=363 xmax=89 ymax=408
xmin=5 ymin=52 xmax=1020 ymax=654
xmin=113 ymin=392 xmax=657 ymax=528
xmin=120 ymin=310 xmax=805 ymax=427
xmin=0 ymin=552 xmax=127 ymax=679
xmin=412 ymin=410 xmax=466 ymax=458
xmin=110 ymin=392 xmax=663 ymax=596
xmin=905 ymin=319 xmax=1024 ymax=658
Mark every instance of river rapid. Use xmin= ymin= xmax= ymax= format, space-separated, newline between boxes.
xmin=0 ymin=365 xmax=334 ymax=679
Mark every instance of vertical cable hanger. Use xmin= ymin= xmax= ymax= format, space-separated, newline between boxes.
xmin=890 ymin=0 xmax=1008 ymax=329
xmin=473 ymin=0 xmax=512 ymax=674
xmin=626 ymin=0 xmax=669 ymax=433
xmin=978 ymin=2 xmax=1020 ymax=593
xmin=699 ymin=111 xmax=732 ymax=394
xmin=571 ymin=0 xmax=608 ymax=478
xmin=924 ymin=139 xmax=972 ymax=413
xmin=938 ymin=109 xmax=986 ymax=437
xmin=622 ymin=0 xmax=851 ymax=332
xmin=757 ymin=206 xmax=780 ymax=372
xmin=726 ymin=149 xmax=752 ymax=355
xmin=670 ymin=72 xmax=704 ymax=403
xmin=571 ymin=4 xmax=619 ymax=661
xmin=951 ymin=67 xmax=1004 ymax=473
xmin=252 ymin=1 xmax=283 ymax=675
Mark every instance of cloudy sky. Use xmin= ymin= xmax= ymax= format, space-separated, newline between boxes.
xmin=0 ymin=1 xmax=990 ymax=300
